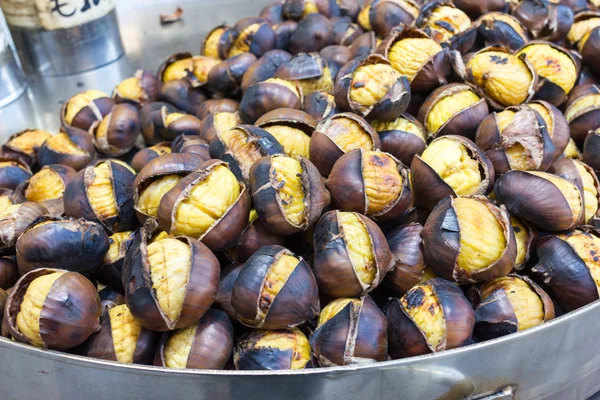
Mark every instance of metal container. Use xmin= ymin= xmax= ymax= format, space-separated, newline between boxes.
xmin=0 ymin=30 xmax=27 ymax=107
xmin=1 ymin=300 xmax=599 ymax=400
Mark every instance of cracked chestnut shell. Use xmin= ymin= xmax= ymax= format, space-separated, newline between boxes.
xmin=200 ymin=111 xmax=241 ymax=144
xmin=15 ymin=217 xmax=110 ymax=275
xmin=113 ymin=70 xmax=162 ymax=106
xmin=476 ymin=12 xmax=530 ymax=51
xmin=232 ymin=211 xmax=286 ymax=262
xmin=160 ymin=110 xmax=202 ymax=141
xmin=140 ymin=102 xmax=179 ymax=145
xmin=130 ymin=142 xmax=172 ymax=173
xmin=310 ymin=296 xmax=387 ymax=366
xmin=327 ymin=149 xmax=412 ymax=219
xmin=231 ymin=245 xmax=319 ymax=329
xmin=386 ymin=278 xmax=474 ymax=358
xmin=0 ymin=258 xmax=18 ymax=289
xmin=320 ymin=45 xmax=354 ymax=79
xmin=255 ymin=109 xmax=317 ymax=159
xmin=123 ymin=219 xmax=220 ymax=331
xmin=510 ymin=215 xmax=537 ymax=270
xmin=532 ymin=227 xmax=600 ymax=311
xmin=512 ymin=0 xmax=574 ymax=42
xmin=331 ymin=16 xmax=364 ymax=46
xmin=564 ymin=84 xmax=600 ymax=143
xmin=584 ymin=128 xmax=600 ymax=175
xmin=0 ymin=202 xmax=48 ymax=255
xmin=275 ymin=52 xmax=335 ymax=96
xmin=223 ymin=18 xmax=276 ymax=58
xmin=241 ymin=50 xmax=292 ymax=92
xmin=371 ymin=113 xmax=426 ymax=166
xmin=473 ymin=274 xmax=554 ymax=340
xmin=475 ymin=105 xmax=555 ymax=175
xmin=418 ymin=83 xmax=489 ymax=141
xmin=201 ymin=24 xmax=231 ymax=59
xmin=494 ymin=170 xmax=585 ymax=231
xmin=235 ymin=328 xmax=312 ymax=370
xmin=159 ymin=79 xmax=207 ymax=114
xmin=303 ymin=90 xmax=339 ymax=122
xmin=349 ymin=31 xmax=378 ymax=59
xmin=205 ymin=52 xmax=257 ymax=98
xmin=288 ymin=13 xmax=334 ymax=54
xmin=422 ymin=196 xmax=517 ymax=283
xmin=528 ymin=100 xmax=570 ymax=161
xmin=63 ymin=160 xmax=137 ymax=233
xmin=208 ymin=125 xmax=285 ymax=184
xmin=0 ymin=188 xmax=25 ymax=214
xmin=576 ymin=14 xmax=600 ymax=75
xmin=77 ymin=302 xmax=159 ymax=365
xmin=238 ymin=78 xmax=303 ymax=124
xmin=195 ymin=99 xmax=239 ymax=120
xmin=2 ymin=129 xmax=52 ymax=167
xmin=154 ymin=308 xmax=233 ymax=369
xmin=91 ymin=103 xmax=141 ymax=157
xmin=6 ymin=268 xmax=101 ymax=350
xmin=313 ymin=210 xmax=392 ymax=297
xmin=0 ymin=157 xmax=31 ymax=191
xmin=158 ymin=160 xmax=251 ymax=251
xmin=377 ymin=25 xmax=451 ymax=92
xmin=283 ymin=0 xmax=340 ymax=20
xmin=61 ymin=90 xmax=114 ymax=131
xmin=171 ymin=134 xmax=210 ymax=160
xmin=37 ymin=126 xmax=96 ymax=171
xmin=157 ymin=53 xmax=220 ymax=87
xmin=99 ymin=231 xmax=136 ymax=294
xmin=368 ymin=0 xmax=420 ymax=38
xmin=334 ymin=54 xmax=410 ymax=122
xmin=274 ymin=20 xmax=298 ymax=50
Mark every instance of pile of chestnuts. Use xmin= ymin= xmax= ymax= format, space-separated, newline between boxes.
xmin=2 ymin=0 xmax=600 ymax=373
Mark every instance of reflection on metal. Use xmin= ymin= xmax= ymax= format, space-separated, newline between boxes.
xmin=468 ymin=385 xmax=516 ymax=400
xmin=0 ymin=45 xmax=27 ymax=107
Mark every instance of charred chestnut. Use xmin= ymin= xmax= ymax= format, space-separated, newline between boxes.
xmin=0 ymin=157 xmax=30 ymax=192
xmin=61 ymin=90 xmax=114 ymax=131
xmin=310 ymin=296 xmax=387 ymax=366
xmin=368 ymin=0 xmax=420 ymax=38
xmin=510 ymin=215 xmax=537 ymax=270
xmin=123 ymin=220 xmax=220 ymax=331
xmin=205 ymin=52 xmax=257 ymax=97
xmin=255 ymin=108 xmax=317 ymax=158
xmin=201 ymin=25 xmax=230 ymax=59
xmin=37 ymin=128 xmax=96 ymax=171
xmin=140 ymin=102 xmax=179 ymax=145
xmin=275 ymin=52 xmax=335 ymax=96
xmin=199 ymin=111 xmax=242 ymax=143
xmin=564 ymin=84 xmax=600 ymax=143
xmin=158 ymin=53 xmax=220 ymax=87
xmin=113 ymin=70 xmax=162 ymax=106
xmin=225 ymin=18 xmax=276 ymax=58
xmin=5 ymin=268 xmax=101 ymax=350
xmin=238 ymin=78 xmax=303 ymax=124
xmin=288 ymin=13 xmax=334 ymax=54
xmin=91 ymin=104 xmax=141 ymax=157
xmin=512 ymin=0 xmax=574 ymax=42
xmin=0 ymin=202 xmax=48 ymax=254
xmin=195 ymin=99 xmax=240 ymax=120
xmin=303 ymin=90 xmax=339 ymax=122
xmin=0 ymin=258 xmax=18 ymax=289
xmin=2 ymin=129 xmax=52 ymax=166
xmin=476 ymin=12 xmax=530 ymax=51
xmin=130 ymin=142 xmax=171 ymax=173
xmin=159 ymin=79 xmax=207 ymax=114
xmin=422 ymin=196 xmax=516 ymax=283
xmin=578 ymin=29 xmax=600 ymax=84
xmin=371 ymin=113 xmax=426 ymax=166
xmin=159 ymin=110 xmax=202 ymax=141
xmin=235 ymin=328 xmax=311 ymax=370
xmin=415 ymin=0 xmax=476 ymax=54
xmin=241 ymin=50 xmax=292 ymax=92
xmin=386 ymin=278 xmax=474 ymax=358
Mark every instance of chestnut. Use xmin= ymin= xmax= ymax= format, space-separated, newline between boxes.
xmin=566 ymin=138 xmax=583 ymax=160
xmin=510 ymin=215 xmax=537 ymax=270
xmin=158 ymin=53 xmax=220 ymax=87
xmin=130 ymin=142 xmax=172 ymax=173
xmin=0 ymin=258 xmax=18 ymax=289
xmin=348 ymin=31 xmax=378 ymax=59
xmin=422 ymin=196 xmax=517 ymax=283
xmin=463 ymin=46 xmax=537 ymax=109
xmin=310 ymin=296 xmax=387 ymax=366
xmin=578 ymin=27 xmax=600 ymax=81
xmin=170 ymin=134 xmax=210 ymax=160
xmin=205 ymin=52 xmax=257 ymax=97
xmin=532 ymin=227 xmax=600 ymax=311
xmin=584 ymin=128 xmax=600 ymax=174
xmin=261 ymin=3 xmax=284 ymax=24
xmin=140 ymin=102 xmax=179 ymax=145
xmin=283 ymin=0 xmax=340 ymax=20
xmin=159 ymin=79 xmax=207 ymax=114
xmin=255 ymin=108 xmax=317 ymax=158
xmin=320 ymin=45 xmax=354 ymax=78
xmin=63 ymin=160 xmax=137 ymax=233
xmin=357 ymin=1 xmax=374 ymax=31
xmin=235 ymin=328 xmax=312 ymax=370
xmin=512 ymin=0 xmax=574 ymax=42
xmin=113 ymin=70 xmax=162 ymax=106
xmin=224 ymin=18 xmax=276 ymax=58
xmin=331 ymin=16 xmax=363 ymax=46
xmin=377 ymin=25 xmax=450 ymax=92
xmin=241 ymin=50 xmax=292 ymax=92
xmin=61 ymin=90 xmax=114 ymax=131
xmin=215 ymin=262 xmax=243 ymax=321
xmin=275 ymin=52 xmax=335 ymax=96
xmin=338 ymin=0 xmax=360 ymax=20
xmin=157 ymin=160 xmax=251 ymax=251
xmin=415 ymin=0 xmax=477 ymax=54
xmin=386 ymin=278 xmax=474 ymax=359
xmin=476 ymin=12 xmax=530 ymax=51
xmin=0 ymin=188 xmax=25 ymax=214
xmin=473 ymin=274 xmax=554 ymax=340
xmin=238 ymin=78 xmax=303 ymax=124
xmin=232 ymin=245 xmax=319 ymax=329
xmin=287 ymin=13 xmax=334 ymax=54
xmin=453 ymin=0 xmax=506 ymax=18
xmin=0 ymin=202 xmax=48 ymax=254
xmin=313 ymin=210 xmax=392 ymax=297
xmin=232 ymin=211 xmax=286 ymax=262
xmin=368 ymin=0 xmax=420 ymax=38
xmin=418 ymin=83 xmax=489 ymax=141
xmin=91 ymin=103 xmax=141 ymax=157
xmin=494 ymin=170 xmax=585 ymax=231
xmin=273 ymin=21 xmax=299 ymax=50
xmin=303 ymin=90 xmax=339 ymax=122
xmin=566 ymin=11 xmax=600 ymax=48
xmin=195 ymin=99 xmax=239 ymax=120
xmin=99 ymin=231 xmax=136 ymax=294
xmin=334 ymin=54 xmax=410 ymax=122
xmin=327 ymin=149 xmax=412 ymax=220
xmin=77 ymin=303 xmax=158 ymax=364
xmin=37 ymin=127 xmax=96 ymax=171
xmin=564 ymin=84 xmax=600 ymax=143
xmin=528 ymin=100 xmax=570 ymax=161
xmin=160 ymin=111 xmax=202 ymax=141
xmin=24 ymin=166 xmax=74 ymax=207
xmin=5 ymin=268 xmax=101 ymax=350
xmin=371 ymin=113 xmax=426 ymax=166
xmin=15 ymin=217 xmax=110 ymax=275
xmin=201 ymin=25 xmax=231 ymax=59
xmin=475 ymin=105 xmax=555 ymax=175
xmin=0 ymin=157 xmax=32 ymax=191
xmin=2 ymin=129 xmax=52 ymax=167
xmin=199 ymin=111 xmax=242 ymax=143
xmin=208 ymin=125 xmax=284 ymax=184
xmin=123 ymin=220 xmax=220 ymax=331
xmin=133 ymin=153 xmax=206 ymax=222
xmin=154 ymin=308 xmax=233 ymax=369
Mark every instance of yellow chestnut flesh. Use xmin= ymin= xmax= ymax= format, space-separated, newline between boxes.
xmin=0 ymin=161 xmax=27 ymax=171
xmin=253 ymin=328 xmax=311 ymax=370
xmin=88 ymin=163 xmax=118 ymax=220
xmin=528 ymin=171 xmax=583 ymax=223
xmin=172 ymin=165 xmax=240 ymax=237
xmin=564 ymin=138 xmax=580 ymax=159
xmin=568 ymin=18 xmax=600 ymax=44
xmin=371 ymin=117 xmax=426 ymax=142
xmin=565 ymin=94 xmax=600 ymax=122
xmin=25 ymin=167 xmax=65 ymax=202
xmin=163 ymin=324 xmax=198 ymax=369
xmin=204 ymin=28 xmax=225 ymax=59
xmin=418 ymin=266 xmax=438 ymax=284
xmin=109 ymin=304 xmax=143 ymax=364
xmin=265 ymin=78 xmax=301 ymax=97
xmin=165 ymin=113 xmax=185 ymax=126
xmin=163 ymin=59 xmax=194 ymax=82
xmin=45 ymin=132 xmax=87 ymax=156
xmin=511 ymin=216 xmax=529 ymax=266
xmin=339 ymin=212 xmax=375 ymax=285
xmin=271 ymin=157 xmax=306 ymax=226
xmin=401 ymin=283 xmax=445 ymax=349
xmin=327 ymin=118 xmax=374 ymax=152
xmin=481 ymin=13 xmax=527 ymax=37
xmin=147 ymin=238 xmax=191 ymax=323
xmin=16 ymin=271 xmax=66 ymax=347
xmin=559 ymin=231 xmax=600 ymax=294
xmin=317 ymin=298 xmax=361 ymax=326
xmin=295 ymin=66 xmax=333 ymax=96
xmin=6 ymin=130 xmax=52 ymax=156
xmin=264 ymin=125 xmax=311 ymax=158
xmin=388 ymin=38 xmax=443 ymax=82
xmin=105 ymin=231 xmax=133 ymax=264
xmin=138 ymin=175 xmax=182 ymax=218
xmin=517 ymin=45 xmax=576 ymax=94
xmin=151 ymin=144 xmax=172 ymax=157
xmin=115 ymin=77 xmax=144 ymax=101
xmin=221 ymin=128 xmax=263 ymax=178
xmin=425 ymin=7 xmax=472 ymax=43
xmin=421 ymin=138 xmax=482 ymax=196
xmin=229 ymin=25 xmax=261 ymax=57
xmin=64 ymin=90 xmax=107 ymax=125
xmin=255 ymin=254 xmax=299 ymax=322
xmin=574 ymin=161 xmax=599 ymax=221
xmin=363 ymin=151 xmax=403 ymax=215
xmin=357 ymin=6 xmax=371 ymax=31
xmin=0 ymin=196 xmax=14 ymax=213
xmin=454 ymin=198 xmax=506 ymax=273
xmin=350 ymin=64 xmax=400 ymax=110
xmin=426 ymin=90 xmax=481 ymax=134
xmin=213 ymin=112 xmax=240 ymax=133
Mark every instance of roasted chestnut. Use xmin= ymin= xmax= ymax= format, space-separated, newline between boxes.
xmin=171 ymin=134 xmax=209 ymax=158
xmin=255 ymin=109 xmax=316 ymax=158
xmin=157 ymin=160 xmax=251 ymax=251
xmin=338 ymin=0 xmax=360 ymax=20
xmin=232 ymin=210 xmax=287 ymax=262
xmin=5 ymin=268 xmax=101 ymax=350
xmin=37 ymin=128 xmax=96 ymax=172
xmin=0 ymin=157 xmax=31 ymax=191
xmin=225 ymin=18 xmax=276 ymax=58
xmin=349 ymin=31 xmax=378 ymax=59
xmin=0 ymin=188 xmax=25 ymax=214
xmin=159 ymin=79 xmax=207 ymax=114
xmin=232 ymin=245 xmax=319 ymax=329
xmin=23 ymin=165 xmax=75 ymax=204
xmin=453 ymin=0 xmax=506 ymax=18
xmin=473 ymin=274 xmax=554 ymax=340
xmin=475 ymin=105 xmax=555 ymax=175
xmin=334 ymin=54 xmax=410 ymax=122
xmin=494 ymin=170 xmax=585 ymax=231
xmin=238 ymin=78 xmax=303 ymax=124
xmin=386 ymin=278 xmax=474 ymax=358
xmin=214 ymin=262 xmax=243 ymax=321
xmin=91 ymin=103 xmax=141 ymax=157
xmin=368 ymin=0 xmax=420 ymax=38
xmin=418 ymin=83 xmax=489 ymax=140
xmin=158 ymin=53 xmax=220 ymax=87
xmin=564 ymin=84 xmax=600 ymax=143
xmin=130 ymin=142 xmax=171 ymax=173
xmin=201 ymin=25 xmax=230 ymax=59
xmin=275 ymin=52 xmax=335 ymax=95
xmin=370 ymin=114 xmax=426 ymax=166
xmin=331 ymin=16 xmax=364 ymax=46
xmin=61 ymin=90 xmax=114 ymax=131
xmin=584 ymin=128 xmax=600 ymax=173
xmin=99 ymin=230 xmax=136 ymax=294
xmin=274 ymin=21 xmax=298 ymax=50
xmin=310 ymin=296 xmax=387 ymax=366
xmin=77 ymin=303 xmax=158 ymax=364
xmin=512 ymin=0 xmax=574 ymax=42
xmin=123 ymin=220 xmax=220 ymax=331
xmin=320 ymin=45 xmax=354 ymax=77
xmin=283 ymin=0 xmax=340 ymax=20
xmin=327 ymin=149 xmax=412 ymax=219
xmin=313 ymin=210 xmax=392 ymax=297
xmin=154 ymin=308 xmax=233 ymax=369
xmin=510 ymin=215 xmax=537 ymax=270
xmin=15 ymin=218 xmax=110 ymax=275
xmin=195 ymin=99 xmax=240 ymax=120
xmin=578 ymin=28 xmax=600 ymax=83
xmin=527 ymin=100 xmax=570 ymax=160
xmin=288 ymin=13 xmax=334 ymax=54
xmin=566 ymin=11 xmax=600 ymax=48
xmin=0 ymin=258 xmax=18 ymax=289
xmin=0 ymin=202 xmax=48 ymax=254
xmin=422 ymin=196 xmax=516 ymax=283
xmin=303 ymin=90 xmax=339 ymax=122
xmin=476 ymin=12 xmax=530 ymax=51
xmin=198 ymin=112 xmax=241 ymax=145
xmin=140 ymin=102 xmax=179 ymax=145
xmin=241 ymin=50 xmax=292 ymax=92
xmin=113 ymin=70 xmax=162 ymax=106
xmin=566 ymin=138 xmax=583 ymax=160
xmin=235 ymin=328 xmax=311 ymax=370
xmin=2 ymin=129 xmax=52 ymax=166
xmin=205 ymin=52 xmax=257 ymax=97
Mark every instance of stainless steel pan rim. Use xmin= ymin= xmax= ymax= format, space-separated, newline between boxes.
xmin=2 ymin=297 xmax=598 ymax=376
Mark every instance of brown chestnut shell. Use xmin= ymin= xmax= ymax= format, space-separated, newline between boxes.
xmin=288 ymin=13 xmax=334 ymax=54
xmin=113 ymin=70 xmax=162 ymax=106
xmin=0 ymin=202 xmax=48 ymax=255
xmin=512 ymin=0 xmax=574 ymax=43
xmin=369 ymin=0 xmax=420 ymax=38
xmin=241 ymin=50 xmax=293 ymax=92
xmin=385 ymin=222 xmax=427 ymax=295
xmin=238 ymin=80 xmax=303 ymax=124
xmin=303 ymin=90 xmax=339 ymax=122
xmin=564 ymin=84 xmax=600 ymax=144
xmin=475 ymin=12 xmax=530 ymax=51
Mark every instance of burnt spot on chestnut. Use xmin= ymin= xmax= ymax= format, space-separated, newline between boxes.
xmin=476 ymin=12 xmax=530 ymax=51
xmin=2 ymin=129 xmax=52 ymax=167
xmin=275 ymin=52 xmax=335 ymax=96
xmin=113 ymin=70 xmax=162 ymax=106
xmin=255 ymin=108 xmax=317 ymax=159
xmin=91 ymin=103 xmax=141 ymax=157
xmin=238 ymin=78 xmax=303 ymax=124
xmin=241 ymin=50 xmax=292 ymax=92
xmin=371 ymin=113 xmax=427 ymax=166
xmin=303 ymin=90 xmax=339 ymax=122
xmin=288 ymin=13 xmax=334 ymax=54
xmin=130 ymin=142 xmax=172 ymax=173
xmin=61 ymin=90 xmax=114 ymax=131
xmin=415 ymin=0 xmax=476 ymax=54
xmin=0 ymin=202 xmax=48 ymax=255
xmin=235 ymin=328 xmax=312 ymax=370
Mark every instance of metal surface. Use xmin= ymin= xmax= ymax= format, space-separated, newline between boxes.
xmin=0 ymin=44 xmax=27 ymax=107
